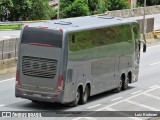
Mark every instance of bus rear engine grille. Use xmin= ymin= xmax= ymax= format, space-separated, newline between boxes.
xmin=22 ymin=56 xmax=57 ymax=78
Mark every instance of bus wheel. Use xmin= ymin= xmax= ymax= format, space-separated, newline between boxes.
xmin=114 ymin=79 xmax=122 ymax=93
xmin=122 ymin=77 xmax=129 ymax=90
xmin=71 ymin=88 xmax=80 ymax=107
xmin=81 ymin=86 xmax=89 ymax=104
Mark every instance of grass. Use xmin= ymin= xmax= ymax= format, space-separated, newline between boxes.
xmin=0 ymin=24 xmax=22 ymax=30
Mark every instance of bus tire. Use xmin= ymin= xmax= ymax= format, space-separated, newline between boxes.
xmin=114 ymin=79 xmax=122 ymax=93
xmin=80 ymin=86 xmax=89 ymax=104
xmin=31 ymin=100 xmax=40 ymax=103
xmin=70 ymin=88 xmax=80 ymax=107
xmin=122 ymin=77 xmax=129 ymax=90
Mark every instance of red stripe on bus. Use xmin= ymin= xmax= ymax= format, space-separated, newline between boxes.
xmin=29 ymin=43 xmax=54 ymax=47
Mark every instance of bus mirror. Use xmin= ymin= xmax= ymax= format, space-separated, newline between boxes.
xmin=72 ymin=35 xmax=75 ymax=43
xmin=140 ymin=40 xmax=146 ymax=53
xmin=143 ymin=43 xmax=146 ymax=53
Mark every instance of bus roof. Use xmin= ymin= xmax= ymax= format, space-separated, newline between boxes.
xmin=28 ymin=15 xmax=137 ymax=32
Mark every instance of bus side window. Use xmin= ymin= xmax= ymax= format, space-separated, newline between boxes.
xmin=72 ymin=35 xmax=75 ymax=44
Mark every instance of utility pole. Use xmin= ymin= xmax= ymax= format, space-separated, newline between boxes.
xmin=57 ymin=0 xmax=60 ymax=19
xmin=143 ymin=0 xmax=147 ymax=42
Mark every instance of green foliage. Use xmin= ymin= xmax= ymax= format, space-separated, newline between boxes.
xmin=0 ymin=0 xmax=13 ymax=21
xmin=10 ymin=0 xmax=32 ymax=20
xmin=98 ymin=0 xmax=106 ymax=13
xmin=29 ymin=0 xmax=54 ymax=20
xmin=60 ymin=0 xmax=107 ymax=18
xmin=0 ymin=24 xmax=22 ymax=30
xmin=88 ymin=0 xmax=99 ymax=13
xmin=61 ymin=0 xmax=90 ymax=18
xmin=0 ymin=0 xmax=55 ymax=21
xmin=106 ymin=0 xmax=130 ymax=11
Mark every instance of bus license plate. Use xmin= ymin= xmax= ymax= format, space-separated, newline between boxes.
xmin=33 ymin=93 xmax=41 ymax=97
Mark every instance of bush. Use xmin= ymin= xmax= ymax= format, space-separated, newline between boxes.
xmin=61 ymin=0 xmax=90 ymax=18
xmin=106 ymin=0 xmax=130 ymax=11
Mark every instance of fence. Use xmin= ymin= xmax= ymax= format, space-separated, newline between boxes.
xmin=0 ymin=38 xmax=19 ymax=60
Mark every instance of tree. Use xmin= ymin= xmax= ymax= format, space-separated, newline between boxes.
xmin=106 ymin=0 xmax=129 ymax=11
xmin=88 ymin=0 xmax=99 ymax=14
xmin=9 ymin=0 xmax=32 ymax=21
xmin=0 ymin=0 xmax=13 ymax=21
xmin=61 ymin=0 xmax=90 ymax=18
xmin=0 ymin=0 xmax=55 ymax=21
xmin=98 ymin=0 xmax=106 ymax=13
xmin=29 ymin=0 xmax=55 ymax=20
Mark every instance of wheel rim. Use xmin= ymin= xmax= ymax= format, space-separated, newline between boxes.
xmin=83 ymin=88 xmax=88 ymax=102
xmin=124 ymin=78 xmax=129 ymax=88
xmin=75 ymin=90 xmax=80 ymax=104
xmin=118 ymin=80 xmax=122 ymax=91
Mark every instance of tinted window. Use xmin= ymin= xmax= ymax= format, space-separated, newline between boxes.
xmin=21 ymin=28 xmax=63 ymax=48
xmin=133 ymin=22 xmax=140 ymax=40
xmin=132 ymin=22 xmax=140 ymax=50
xmin=68 ymin=24 xmax=133 ymax=61
xmin=69 ymin=24 xmax=132 ymax=51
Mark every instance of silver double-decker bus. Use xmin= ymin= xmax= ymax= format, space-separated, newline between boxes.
xmin=15 ymin=15 xmax=146 ymax=106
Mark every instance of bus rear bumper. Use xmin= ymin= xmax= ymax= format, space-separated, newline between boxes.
xmin=15 ymin=87 xmax=64 ymax=103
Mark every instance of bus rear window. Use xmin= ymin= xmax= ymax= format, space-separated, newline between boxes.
xmin=21 ymin=27 xmax=63 ymax=48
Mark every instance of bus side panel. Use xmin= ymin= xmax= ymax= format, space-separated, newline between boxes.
xmin=119 ymin=54 xmax=132 ymax=71
xmin=91 ymin=57 xmax=116 ymax=94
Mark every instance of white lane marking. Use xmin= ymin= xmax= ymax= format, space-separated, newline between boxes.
xmin=87 ymin=104 xmax=101 ymax=109
xmin=71 ymin=87 xmax=160 ymax=119
xmin=96 ymin=86 xmax=160 ymax=111
xmin=0 ymin=78 xmax=15 ymax=83
xmin=126 ymin=100 xmax=160 ymax=111
xmin=131 ymin=90 xmax=143 ymax=95
xmin=105 ymin=107 xmax=116 ymax=111
xmin=72 ymin=117 xmax=83 ymax=120
xmin=0 ymin=104 xmax=5 ymax=107
xmin=150 ymin=62 xmax=160 ymax=66
xmin=147 ymin=44 xmax=160 ymax=49
xmin=111 ymin=97 xmax=123 ymax=102
xmin=105 ymin=108 xmax=142 ymax=120
xmin=84 ymin=117 xmax=96 ymax=120
xmin=149 ymin=85 xmax=159 ymax=89
xmin=143 ymin=93 xmax=160 ymax=100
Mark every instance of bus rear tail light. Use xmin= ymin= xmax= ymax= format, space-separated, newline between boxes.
xmin=54 ymin=75 xmax=64 ymax=93
xmin=24 ymin=25 xmax=28 ymax=28
xmin=59 ymin=29 xmax=63 ymax=32
xmin=16 ymin=70 xmax=21 ymax=88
